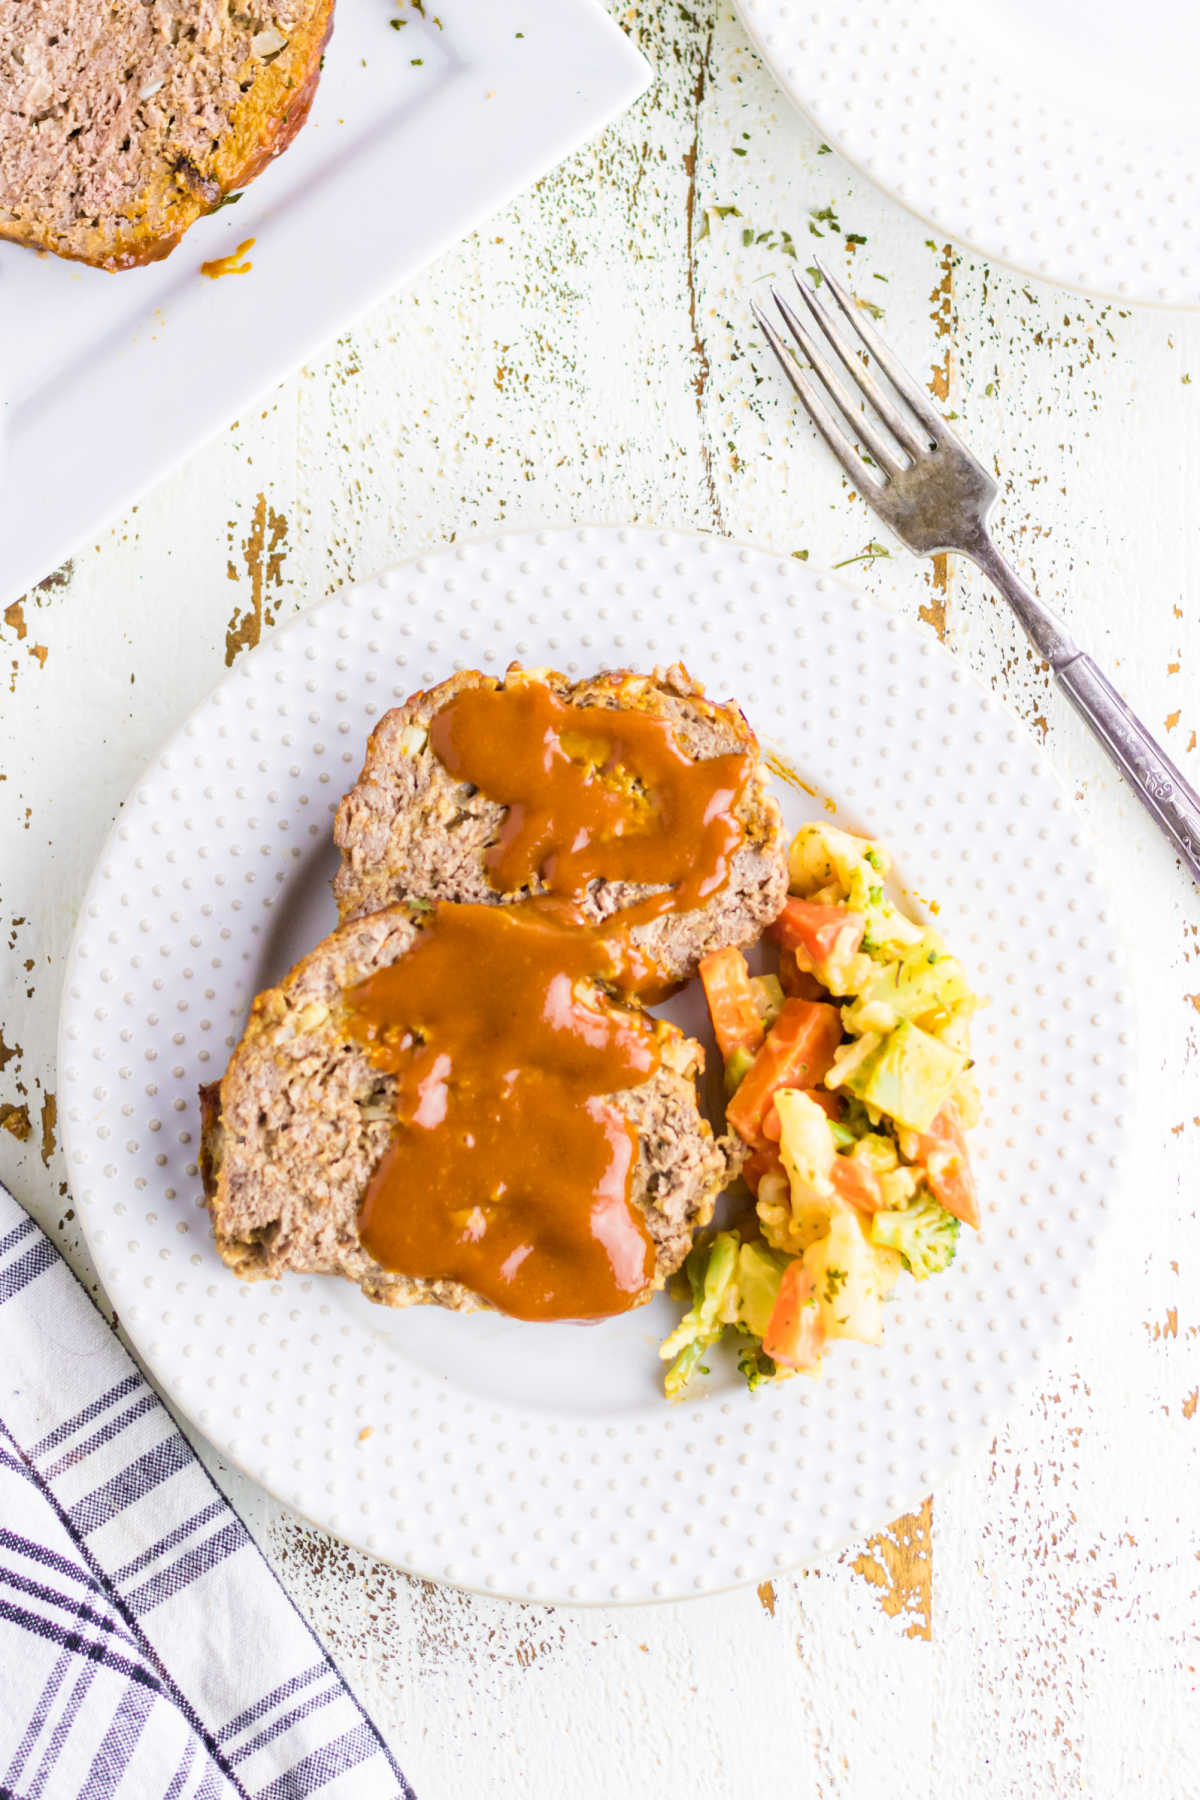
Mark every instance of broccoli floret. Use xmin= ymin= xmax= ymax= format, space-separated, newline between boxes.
xmin=870 ymin=1193 xmax=959 ymax=1280
xmin=736 ymin=1339 xmax=779 ymax=1391
xmin=659 ymin=1232 xmax=738 ymax=1397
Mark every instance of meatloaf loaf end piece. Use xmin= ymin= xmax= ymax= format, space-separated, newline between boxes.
xmin=0 ymin=0 xmax=334 ymax=270
xmin=200 ymin=906 xmax=741 ymax=1313
xmin=333 ymin=665 xmax=788 ymax=984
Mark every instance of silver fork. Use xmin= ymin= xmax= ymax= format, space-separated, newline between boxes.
xmin=753 ymin=260 xmax=1200 ymax=889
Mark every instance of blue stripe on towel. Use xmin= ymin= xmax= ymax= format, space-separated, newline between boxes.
xmin=0 ymin=1183 xmax=412 ymax=1799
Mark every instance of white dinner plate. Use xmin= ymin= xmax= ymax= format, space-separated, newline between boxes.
xmin=0 ymin=1 xmax=648 ymax=608
xmin=59 ymin=526 xmax=1133 ymax=1604
xmin=733 ymin=0 xmax=1200 ymax=307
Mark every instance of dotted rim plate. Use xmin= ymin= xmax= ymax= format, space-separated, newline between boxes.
xmin=58 ymin=527 xmax=1133 ymax=1604
xmin=732 ymin=0 xmax=1200 ymax=308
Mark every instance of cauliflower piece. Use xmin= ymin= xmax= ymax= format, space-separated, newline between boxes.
xmin=757 ymin=1168 xmax=810 ymax=1256
xmin=788 ymin=823 xmax=885 ymax=901
xmin=775 ymin=1088 xmax=836 ymax=1199
xmin=802 ymin=1203 xmax=896 ymax=1344
xmin=878 ymin=1165 xmax=921 ymax=1210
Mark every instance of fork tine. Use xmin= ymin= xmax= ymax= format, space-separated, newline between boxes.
xmin=789 ymin=271 xmax=926 ymax=461
xmin=770 ymin=289 xmax=905 ymax=479
xmin=751 ymin=301 xmax=887 ymax=506
xmin=812 ymin=257 xmax=951 ymax=446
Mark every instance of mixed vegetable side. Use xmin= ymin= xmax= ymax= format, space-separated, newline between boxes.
xmin=660 ymin=822 xmax=984 ymax=1397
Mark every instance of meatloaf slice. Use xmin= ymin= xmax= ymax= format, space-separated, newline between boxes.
xmin=0 ymin=0 xmax=333 ymax=270
xmin=200 ymin=905 xmax=740 ymax=1314
xmin=333 ymin=664 xmax=788 ymax=985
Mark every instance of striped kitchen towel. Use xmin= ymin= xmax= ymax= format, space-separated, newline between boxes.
xmin=0 ymin=1184 xmax=413 ymax=1800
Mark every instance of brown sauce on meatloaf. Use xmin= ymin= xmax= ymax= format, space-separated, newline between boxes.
xmin=344 ymin=901 xmax=664 ymax=1321
xmin=428 ymin=678 xmax=752 ymax=932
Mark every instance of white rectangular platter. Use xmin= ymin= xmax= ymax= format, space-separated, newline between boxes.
xmin=0 ymin=0 xmax=649 ymax=607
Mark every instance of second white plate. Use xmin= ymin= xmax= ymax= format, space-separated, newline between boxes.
xmin=734 ymin=0 xmax=1200 ymax=307
xmin=0 ymin=0 xmax=648 ymax=607
xmin=59 ymin=526 xmax=1133 ymax=1603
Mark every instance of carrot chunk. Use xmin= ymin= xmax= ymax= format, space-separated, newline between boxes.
xmin=763 ymin=1261 xmax=825 ymax=1371
xmin=778 ymin=950 xmax=828 ymax=1001
xmin=699 ymin=946 xmax=765 ymax=1062
xmin=725 ymin=999 xmax=844 ymax=1147
xmin=769 ymin=898 xmax=866 ymax=962
xmin=914 ymin=1099 xmax=979 ymax=1228
xmin=741 ymin=1145 xmax=784 ymax=1196
xmin=829 ymin=1154 xmax=884 ymax=1214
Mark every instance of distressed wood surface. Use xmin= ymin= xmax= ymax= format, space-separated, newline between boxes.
xmin=2 ymin=5 xmax=1199 ymax=1795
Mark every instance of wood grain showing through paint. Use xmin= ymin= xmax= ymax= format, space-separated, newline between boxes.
xmin=225 ymin=493 xmax=289 ymax=664
xmin=850 ymin=1498 xmax=933 ymax=1640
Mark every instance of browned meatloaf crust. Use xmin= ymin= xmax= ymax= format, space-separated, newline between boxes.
xmin=333 ymin=665 xmax=788 ymax=985
xmin=199 ymin=905 xmax=742 ymax=1313
xmin=0 ymin=0 xmax=333 ymax=270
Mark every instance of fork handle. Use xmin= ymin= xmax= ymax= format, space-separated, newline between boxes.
xmin=1055 ymin=653 xmax=1200 ymax=887
xmin=970 ymin=535 xmax=1200 ymax=887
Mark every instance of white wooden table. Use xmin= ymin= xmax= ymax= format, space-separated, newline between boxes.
xmin=2 ymin=6 xmax=1198 ymax=1794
